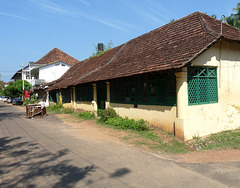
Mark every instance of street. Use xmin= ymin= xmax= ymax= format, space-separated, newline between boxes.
xmin=0 ymin=101 xmax=240 ymax=188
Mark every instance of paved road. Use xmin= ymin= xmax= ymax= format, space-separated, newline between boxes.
xmin=0 ymin=101 xmax=240 ymax=188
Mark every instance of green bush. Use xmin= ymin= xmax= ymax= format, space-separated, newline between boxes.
xmin=23 ymin=98 xmax=40 ymax=106
xmin=105 ymin=117 xmax=149 ymax=131
xmin=47 ymin=103 xmax=73 ymax=114
xmin=100 ymin=107 xmax=118 ymax=122
xmin=79 ymin=111 xmax=95 ymax=118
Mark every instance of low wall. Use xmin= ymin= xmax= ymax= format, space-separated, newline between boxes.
xmin=111 ymin=103 xmax=176 ymax=133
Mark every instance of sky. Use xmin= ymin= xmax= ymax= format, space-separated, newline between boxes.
xmin=0 ymin=0 xmax=239 ymax=82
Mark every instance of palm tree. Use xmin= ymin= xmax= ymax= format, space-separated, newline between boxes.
xmin=226 ymin=3 xmax=240 ymax=29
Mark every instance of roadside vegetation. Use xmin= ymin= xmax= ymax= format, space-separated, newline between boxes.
xmin=46 ymin=104 xmax=240 ymax=154
xmin=190 ymin=130 xmax=240 ymax=151
xmin=46 ymin=103 xmax=74 ymax=114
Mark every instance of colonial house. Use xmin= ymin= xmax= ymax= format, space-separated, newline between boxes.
xmin=11 ymin=48 xmax=79 ymax=87
xmin=11 ymin=48 xmax=80 ymax=104
xmin=44 ymin=12 xmax=240 ymax=141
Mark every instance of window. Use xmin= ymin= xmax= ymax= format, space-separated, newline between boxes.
xmin=62 ymin=88 xmax=71 ymax=103
xmin=49 ymin=90 xmax=57 ymax=102
xmin=76 ymin=84 xmax=93 ymax=102
xmin=188 ymin=66 xmax=218 ymax=105
xmin=110 ymin=72 xmax=176 ymax=106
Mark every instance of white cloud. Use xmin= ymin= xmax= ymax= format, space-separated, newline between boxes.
xmin=75 ymin=0 xmax=90 ymax=6
xmin=121 ymin=0 xmax=174 ymax=25
xmin=0 ymin=11 xmax=26 ymax=20
xmin=29 ymin=0 xmax=135 ymax=32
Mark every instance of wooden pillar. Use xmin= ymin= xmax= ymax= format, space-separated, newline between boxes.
xmin=105 ymin=81 xmax=110 ymax=108
xmin=59 ymin=89 xmax=62 ymax=103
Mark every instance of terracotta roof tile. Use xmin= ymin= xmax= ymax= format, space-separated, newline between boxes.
xmin=48 ymin=12 xmax=240 ymax=90
xmin=34 ymin=48 xmax=79 ymax=65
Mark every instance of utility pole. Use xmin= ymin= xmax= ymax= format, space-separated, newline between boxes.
xmin=22 ymin=61 xmax=25 ymax=104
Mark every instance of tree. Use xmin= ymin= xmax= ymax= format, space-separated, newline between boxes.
xmin=226 ymin=3 xmax=240 ymax=29
xmin=2 ymin=80 xmax=32 ymax=97
xmin=90 ymin=41 xmax=114 ymax=58
xmin=0 ymin=74 xmax=6 ymax=95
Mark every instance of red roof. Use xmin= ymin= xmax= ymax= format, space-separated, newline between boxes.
xmin=47 ymin=12 xmax=240 ymax=90
xmin=34 ymin=48 xmax=79 ymax=65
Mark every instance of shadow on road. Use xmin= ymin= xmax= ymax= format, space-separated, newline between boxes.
xmin=0 ymin=136 xmax=96 ymax=187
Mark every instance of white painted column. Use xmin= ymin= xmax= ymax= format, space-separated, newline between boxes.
xmin=72 ymin=87 xmax=76 ymax=111
xmin=175 ymin=67 xmax=188 ymax=140
xmin=92 ymin=83 xmax=98 ymax=114
xmin=45 ymin=91 xmax=50 ymax=107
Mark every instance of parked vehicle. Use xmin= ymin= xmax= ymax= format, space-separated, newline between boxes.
xmin=7 ymin=97 xmax=13 ymax=103
xmin=12 ymin=97 xmax=23 ymax=105
xmin=3 ymin=97 xmax=9 ymax=102
xmin=0 ymin=96 xmax=5 ymax=100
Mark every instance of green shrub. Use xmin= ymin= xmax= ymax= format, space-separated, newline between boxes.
xmin=105 ymin=117 xmax=149 ymax=131
xmin=100 ymin=107 xmax=118 ymax=122
xmin=23 ymin=98 xmax=40 ymax=106
xmin=60 ymin=108 xmax=73 ymax=114
xmin=47 ymin=103 xmax=73 ymax=114
xmin=79 ymin=111 xmax=95 ymax=118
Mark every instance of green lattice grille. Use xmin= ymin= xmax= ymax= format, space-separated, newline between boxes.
xmin=110 ymin=71 xmax=176 ymax=106
xmin=188 ymin=66 xmax=218 ymax=105
xmin=76 ymin=83 xmax=93 ymax=102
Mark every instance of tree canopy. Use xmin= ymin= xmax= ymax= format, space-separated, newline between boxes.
xmin=226 ymin=3 xmax=240 ymax=29
xmin=0 ymin=74 xmax=6 ymax=94
xmin=1 ymin=80 xmax=32 ymax=97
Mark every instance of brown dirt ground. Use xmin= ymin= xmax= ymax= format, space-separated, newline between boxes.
xmin=54 ymin=114 xmax=240 ymax=164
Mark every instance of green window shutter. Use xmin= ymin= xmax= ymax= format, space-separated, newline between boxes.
xmin=76 ymin=84 xmax=93 ymax=102
xmin=62 ymin=88 xmax=71 ymax=103
xmin=110 ymin=71 xmax=176 ymax=106
xmin=188 ymin=66 xmax=218 ymax=105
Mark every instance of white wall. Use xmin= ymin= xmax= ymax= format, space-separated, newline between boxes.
xmin=182 ymin=40 xmax=240 ymax=140
xmin=39 ymin=62 xmax=70 ymax=83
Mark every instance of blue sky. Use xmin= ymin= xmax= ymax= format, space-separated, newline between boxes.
xmin=0 ymin=0 xmax=239 ymax=82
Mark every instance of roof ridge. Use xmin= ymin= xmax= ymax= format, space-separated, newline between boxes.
xmin=34 ymin=47 xmax=79 ymax=65
xmin=69 ymin=44 xmax=126 ymax=86
xmin=197 ymin=12 xmax=221 ymax=38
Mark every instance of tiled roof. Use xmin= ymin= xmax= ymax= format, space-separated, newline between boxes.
xmin=47 ymin=45 xmax=124 ymax=90
xmin=34 ymin=48 xmax=79 ymax=65
xmin=47 ymin=12 xmax=240 ymax=90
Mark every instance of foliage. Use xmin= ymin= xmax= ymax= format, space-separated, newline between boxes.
xmin=46 ymin=103 xmax=73 ymax=114
xmin=104 ymin=117 xmax=149 ymax=131
xmin=191 ymin=129 xmax=240 ymax=150
xmin=0 ymin=74 xmax=5 ymax=93
xmin=100 ymin=107 xmax=149 ymax=131
xmin=121 ymin=130 xmax=189 ymax=153
xmin=23 ymin=98 xmax=40 ymax=106
xmin=89 ymin=41 xmax=113 ymax=58
xmin=79 ymin=111 xmax=95 ymax=119
xmin=2 ymin=80 xmax=32 ymax=97
xmin=225 ymin=3 xmax=240 ymax=29
xmin=23 ymin=93 xmax=40 ymax=106
xmin=100 ymin=107 xmax=118 ymax=122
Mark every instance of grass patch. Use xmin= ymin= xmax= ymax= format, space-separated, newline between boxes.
xmin=99 ymin=119 xmax=189 ymax=154
xmin=46 ymin=103 xmax=74 ymax=114
xmin=190 ymin=129 xmax=240 ymax=150
xmin=78 ymin=111 xmax=95 ymax=120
